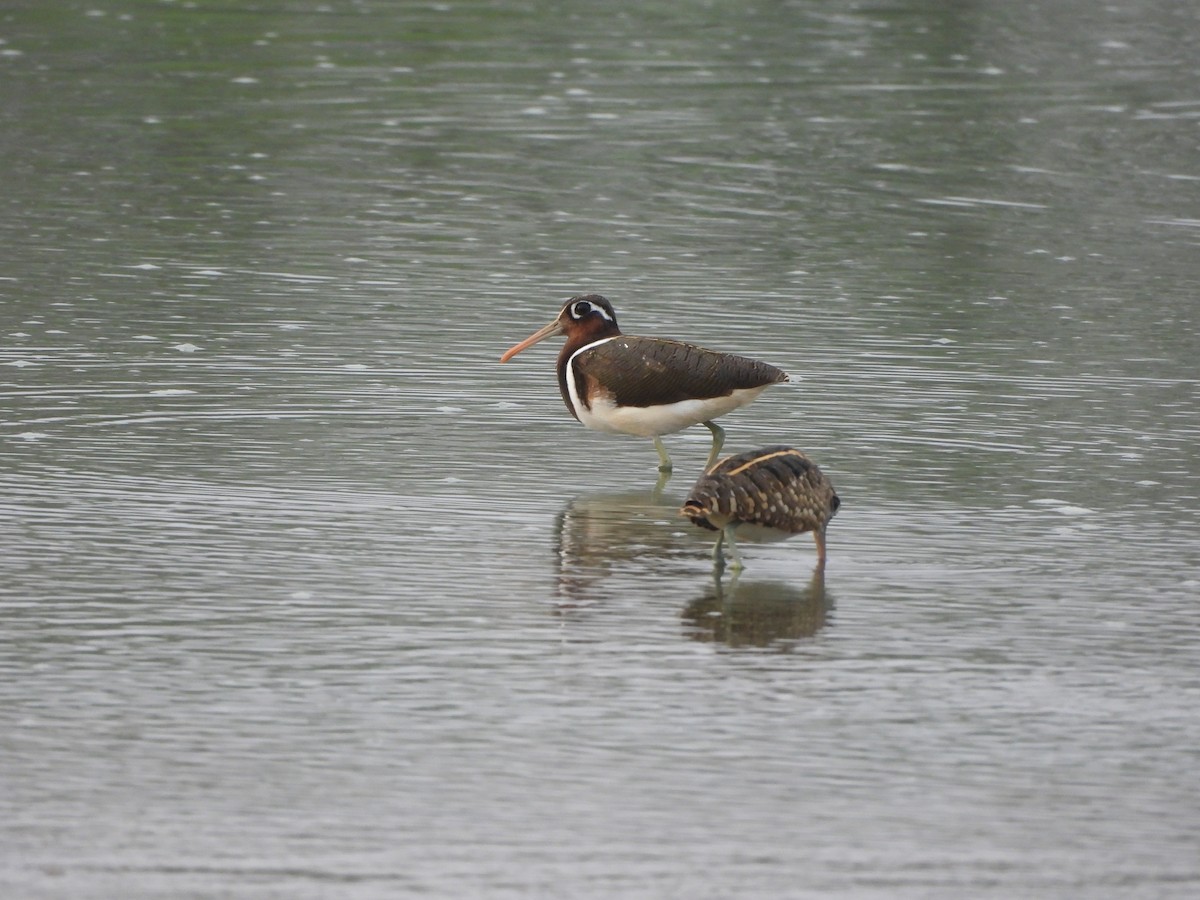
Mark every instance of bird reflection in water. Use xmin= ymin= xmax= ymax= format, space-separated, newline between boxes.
xmin=682 ymin=566 xmax=831 ymax=650
xmin=553 ymin=488 xmax=687 ymax=607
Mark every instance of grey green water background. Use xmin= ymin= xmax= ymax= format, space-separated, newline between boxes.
xmin=2 ymin=2 xmax=1199 ymax=897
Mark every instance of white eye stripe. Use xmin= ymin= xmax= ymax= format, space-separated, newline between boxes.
xmin=570 ymin=299 xmax=613 ymax=321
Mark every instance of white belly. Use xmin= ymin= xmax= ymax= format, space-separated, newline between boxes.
xmin=563 ymin=336 xmax=773 ymax=438
xmin=576 ymin=386 xmax=769 ymax=437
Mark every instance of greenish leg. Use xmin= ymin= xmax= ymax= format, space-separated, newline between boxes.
xmin=653 ymin=435 xmax=673 ymax=473
xmin=702 ymin=420 xmax=725 ymax=470
xmin=723 ymin=524 xmax=744 ymax=571
xmin=712 ymin=528 xmax=726 ymax=571
xmin=651 ymin=467 xmax=671 ymax=498
xmin=727 ymin=566 xmax=743 ymax=594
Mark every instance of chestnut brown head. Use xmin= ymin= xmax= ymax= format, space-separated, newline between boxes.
xmin=499 ymin=294 xmax=621 ymax=363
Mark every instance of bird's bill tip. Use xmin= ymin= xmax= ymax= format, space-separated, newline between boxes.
xmin=499 ymin=319 xmax=564 ymax=363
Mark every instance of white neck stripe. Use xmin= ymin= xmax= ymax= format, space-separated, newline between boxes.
xmin=564 ymin=336 xmax=617 ymax=416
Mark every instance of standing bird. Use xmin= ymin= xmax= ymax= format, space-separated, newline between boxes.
xmin=681 ymin=446 xmax=840 ymax=571
xmin=499 ymin=294 xmax=788 ymax=472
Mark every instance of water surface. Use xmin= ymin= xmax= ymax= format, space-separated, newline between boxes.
xmin=2 ymin=1 xmax=1199 ymax=897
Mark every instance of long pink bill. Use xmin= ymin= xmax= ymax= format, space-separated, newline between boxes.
xmin=499 ymin=319 xmax=564 ymax=363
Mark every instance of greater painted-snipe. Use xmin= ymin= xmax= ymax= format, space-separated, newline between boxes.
xmin=681 ymin=446 xmax=840 ymax=570
xmin=499 ymin=294 xmax=788 ymax=472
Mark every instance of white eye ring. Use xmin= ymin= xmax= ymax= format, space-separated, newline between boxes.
xmin=572 ymin=301 xmax=592 ymax=318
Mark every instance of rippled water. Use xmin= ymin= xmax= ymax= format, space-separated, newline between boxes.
xmin=3 ymin=1 xmax=1200 ymax=897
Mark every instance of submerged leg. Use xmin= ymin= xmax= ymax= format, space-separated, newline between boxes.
xmin=712 ymin=563 xmax=742 ymax=603
xmin=711 ymin=528 xmax=726 ymax=571
xmin=653 ymin=435 xmax=673 ymax=473
xmin=651 ymin=466 xmax=671 ymax=498
xmin=702 ymin=420 xmax=725 ymax=470
xmin=723 ymin=524 xmax=744 ymax=571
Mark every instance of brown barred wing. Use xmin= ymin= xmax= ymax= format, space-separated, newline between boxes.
xmin=710 ymin=447 xmax=839 ymax=534
xmin=575 ymin=337 xmax=787 ymax=409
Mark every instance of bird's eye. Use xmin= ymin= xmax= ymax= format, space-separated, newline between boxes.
xmin=572 ymin=300 xmax=592 ymax=318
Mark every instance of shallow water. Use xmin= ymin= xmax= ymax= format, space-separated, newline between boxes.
xmin=3 ymin=1 xmax=1199 ymax=897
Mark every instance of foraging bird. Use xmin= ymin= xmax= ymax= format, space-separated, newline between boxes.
xmin=681 ymin=446 xmax=840 ymax=571
xmin=499 ymin=294 xmax=788 ymax=472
